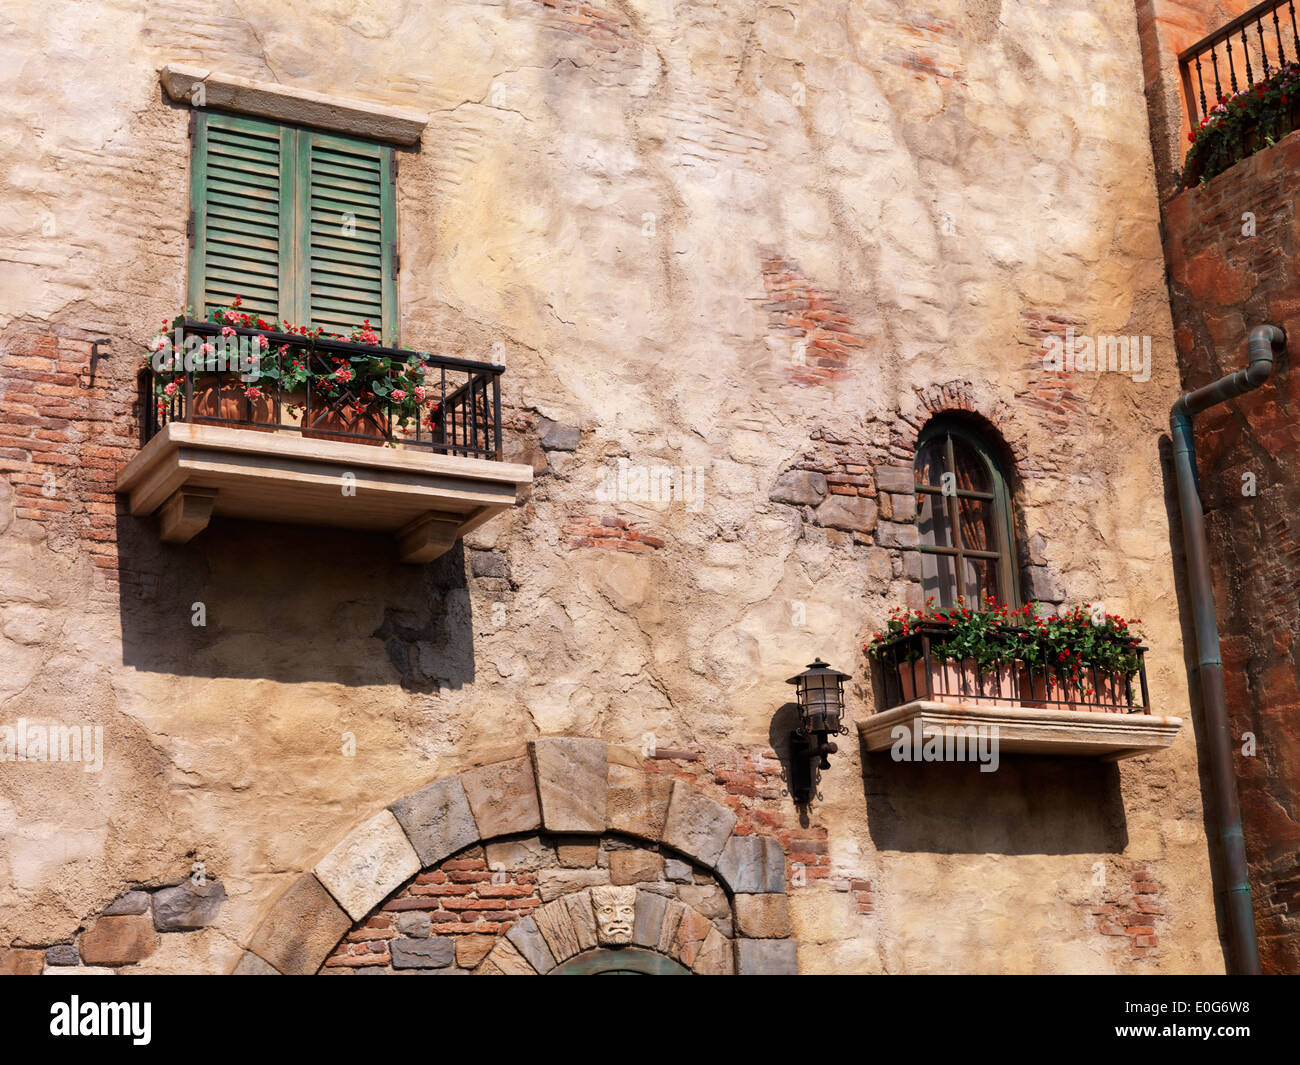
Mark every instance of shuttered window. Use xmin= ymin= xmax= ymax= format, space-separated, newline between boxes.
xmin=187 ymin=112 xmax=398 ymax=342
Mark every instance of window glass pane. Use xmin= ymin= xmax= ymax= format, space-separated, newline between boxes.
xmin=917 ymin=490 xmax=953 ymax=549
xmin=921 ymin=551 xmax=958 ymax=607
xmin=915 ymin=438 xmax=947 ymax=488
xmin=961 ymin=557 xmax=999 ymax=609
xmin=956 ymin=496 xmax=994 ymax=553
xmin=951 ymin=437 xmax=990 ymax=493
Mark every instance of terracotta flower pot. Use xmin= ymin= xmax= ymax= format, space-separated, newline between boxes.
xmin=1016 ymin=667 xmax=1130 ymax=712
xmin=303 ymin=401 xmax=387 ymax=446
xmin=191 ymin=376 xmax=273 ymax=432
xmin=895 ymin=657 xmax=1018 ymax=707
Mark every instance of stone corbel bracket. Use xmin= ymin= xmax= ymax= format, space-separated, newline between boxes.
xmin=160 ymin=64 xmax=428 ymax=146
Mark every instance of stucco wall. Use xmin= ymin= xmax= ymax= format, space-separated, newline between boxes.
xmin=0 ymin=0 xmax=1224 ymax=973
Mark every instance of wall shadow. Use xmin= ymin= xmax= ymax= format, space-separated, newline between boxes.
xmin=117 ymin=509 xmax=475 ymax=689
xmin=859 ymin=731 xmax=1129 ymax=855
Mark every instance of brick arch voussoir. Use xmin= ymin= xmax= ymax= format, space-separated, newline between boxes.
xmin=900 ymin=380 xmax=1033 ymax=483
xmin=231 ymin=736 xmax=795 ymax=976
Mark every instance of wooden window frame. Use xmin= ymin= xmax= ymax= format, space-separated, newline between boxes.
xmin=914 ymin=421 xmax=1020 ymax=609
xmin=187 ymin=111 xmax=399 ymax=343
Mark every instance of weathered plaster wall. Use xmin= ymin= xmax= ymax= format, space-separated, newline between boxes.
xmin=0 ymin=0 xmax=1223 ymax=973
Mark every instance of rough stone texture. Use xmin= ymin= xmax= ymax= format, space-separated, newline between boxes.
xmin=456 ymin=936 xmax=496 ymax=969
xmin=484 ymin=836 xmax=555 ymax=872
xmin=610 ymin=848 xmax=664 ymax=885
xmin=247 ymin=874 xmax=353 ymax=976
xmin=314 ymin=810 xmax=421 ymax=922
xmin=79 ymin=914 xmax=158 ymax=966
xmin=769 ymin=470 xmax=827 ymax=506
xmin=391 ymin=937 xmax=455 ymax=970
xmin=632 ymin=889 xmax=669 ymax=948
xmin=735 ymin=893 xmax=790 ymax=938
xmin=531 ymin=737 xmax=607 ymax=833
xmin=233 ymin=951 xmax=279 ymax=975
xmin=537 ymin=867 xmax=610 ymax=902
xmin=664 ymin=859 xmax=693 ymax=883
xmin=562 ymin=890 xmax=600 ymax=953
xmin=673 ymin=906 xmax=715 ymax=969
xmin=661 ymin=783 xmax=738 ymax=868
xmin=0 ymin=947 xmax=44 ymax=975
xmin=477 ymin=937 xmax=535 ymax=976
xmin=696 ymin=927 xmax=735 ymax=975
xmin=814 ymin=494 xmax=877 ymax=533
xmin=103 ymin=891 xmax=150 ymax=917
xmin=717 ymin=836 xmax=786 ymax=895
xmin=505 ymin=915 xmax=556 ymax=973
xmin=735 ymin=938 xmax=798 ymax=975
xmin=396 ymin=911 xmax=431 ymax=938
xmin=606 ymin=764 xmax=674 ymax=841
xmin=460 ymin=758 xmax=541 ymax=839
xmin=536 ymin=417 xmax=580 ymax=452
xmin=556 ymin=843 xmax=599 ymax=867
xmin=533 ymin=897 xmax=584 ymax=961
xmin=151 ymin=879 xmax=227 ymax=931
xmin=389 ymin=776 xmax=479 ymax=868
xmin=45 ymin=943 xmax=80 ymax=966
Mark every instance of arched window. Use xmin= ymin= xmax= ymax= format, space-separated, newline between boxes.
xmin=913 ymin=419 xmax=1019 ymax=609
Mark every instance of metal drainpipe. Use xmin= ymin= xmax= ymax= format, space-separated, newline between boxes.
xmin=1169 ymin=322 xmax=1285 ymax=976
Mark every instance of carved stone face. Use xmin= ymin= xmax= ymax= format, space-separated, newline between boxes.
xmin=591 ymin=885 xmax=637 ymax=945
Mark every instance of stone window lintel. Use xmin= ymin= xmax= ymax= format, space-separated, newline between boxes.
xmin=159 ymin=64 xmax=427 ymax=146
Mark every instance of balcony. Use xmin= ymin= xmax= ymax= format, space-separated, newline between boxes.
xmin=116 ymin=320 xmax=532 ymax=563
xmin=1179 ymin=1 xmax=1300 ymax=187
xmin=860 ymin=621 xmax=1182 ymax=761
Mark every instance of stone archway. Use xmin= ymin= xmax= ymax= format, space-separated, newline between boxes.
xmin=232 ymin=737 xmax=798 ymax=976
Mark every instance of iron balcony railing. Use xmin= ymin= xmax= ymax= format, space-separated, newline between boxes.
xmin=138 ymin=319 xmax=503 ymax=460
xmin=1180 ymin=0 xmax=1300 ymax=125
xmin=872 ymin=623 xmax=1152 ymax=715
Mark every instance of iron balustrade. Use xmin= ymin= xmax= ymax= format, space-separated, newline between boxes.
xmin=137 ymin=319 xmax=504 ymax=460
xmin=1180 ymin=0 xmax=1300 ymax=126
xmin=872 ymin=623 xmax=1151 ymax=715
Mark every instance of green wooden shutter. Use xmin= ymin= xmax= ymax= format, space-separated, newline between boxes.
xmin=187 ymin=113 xmax=290 ymax=322
xmin=303 ymin=130 xmax=397 ymax=342
xmin=189 ymin=116 xmax=397 ymax=340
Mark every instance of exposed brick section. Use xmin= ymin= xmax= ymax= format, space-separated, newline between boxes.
xmin=891 ymin=380 xmax=1037 ymax=474
xmin=532 ymin=0 xmax=630 ymax=53
xmin=1162 ymin=130 xmax=1300 ymax=973
xmin=882 ymin=14 xmax=967 ymax=86
xmin=323 ymin=848 xmax=541 ymax=969
xmin=564 ymin=514 xmax=665 ymax=552
xmin=759 ymin=252 xmax=864 ymax=386
xmin=1016 ymin=309 xmax=1092 ymax=435
xmin=1087 ymin=866 xmax=1166 ymax=961
xmin=0 ymin=321 xmax=149 ymax=606
xmin=643 ymin=745 xmax=873 ymax=918
xmin=833 ymin=877 xmax=875 ymax=914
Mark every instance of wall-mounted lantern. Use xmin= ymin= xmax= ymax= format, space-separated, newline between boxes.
xmin=786 ymin=658 xmax=850 ymax=803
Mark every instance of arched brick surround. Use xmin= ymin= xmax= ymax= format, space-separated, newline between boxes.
xmin=232 ymin=737 xmax=797 ymax=975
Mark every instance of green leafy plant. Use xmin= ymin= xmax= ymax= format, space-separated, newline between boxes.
xmin=1183 ymin=62 xmax=1300 ymax=188
xmin=864 ymin=598 xmax=1147 ymax=696
xmin=142 ymin=298 xmax=441 ymax=435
